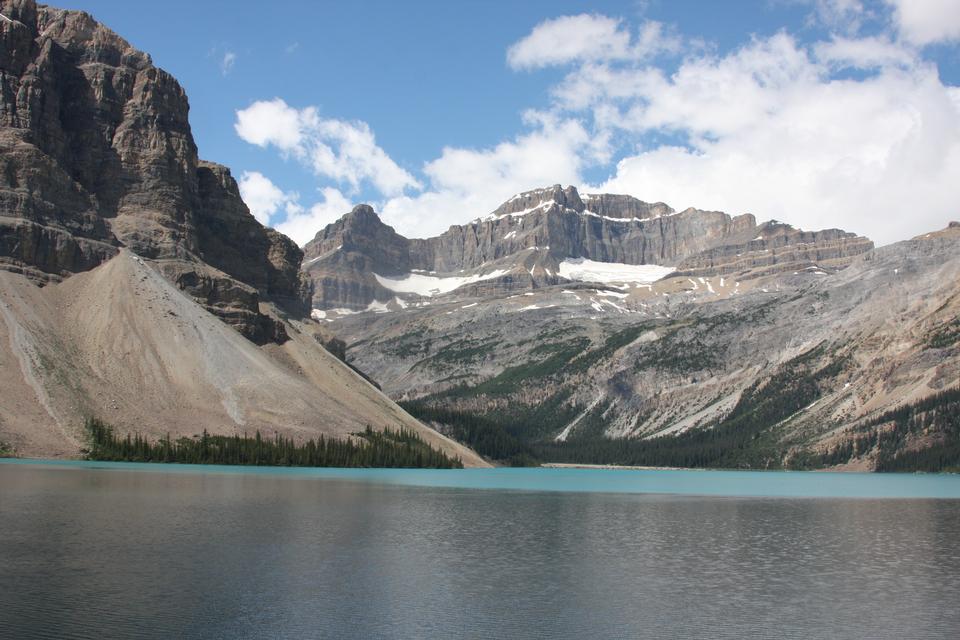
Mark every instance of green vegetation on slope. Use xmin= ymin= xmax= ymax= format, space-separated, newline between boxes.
xmin=925 ymin=318 xmax=960 ymax=350
xmin=798 ymin=387 xmax=960 ymax=472
xmin=83 ymin=418 xmax=463 ymax=468
xmin=439 ymin=324 xmax=657 ymax=399
xmin=400 ymin=401 xmax=538 ymax=466
xmin=536 ymin=343 xmax=850 ymax=469
xmin=413 ymin=337 xmax=501 ymax=370
xmin=413 ymin=341 xmax=862 ymax=470
xmin=446 ymin=338 xmax=591 ymax=397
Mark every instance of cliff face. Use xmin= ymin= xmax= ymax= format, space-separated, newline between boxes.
xmin=0 ymin=0 xmax=310 ymax=341
xmin=302 ymin=204 xmax=412 ymax=309
xmin=303 ymin=184 xmax=873 ymax=310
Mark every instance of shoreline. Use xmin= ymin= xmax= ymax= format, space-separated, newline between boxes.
xmin=3 ymin=456 xmax=956 ymax=476
xmin=540 ymin=462 xmax=693 ymax=472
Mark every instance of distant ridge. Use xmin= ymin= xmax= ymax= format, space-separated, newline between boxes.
xmin=302 ymin=184 xmax=872 ymax=311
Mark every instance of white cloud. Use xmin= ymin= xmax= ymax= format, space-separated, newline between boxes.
xmin=237 ymin=170 xmax=353 ymax=245
xmin=379 ymin=114 xmax=605 ymax=238
xmin=886 ymin=0 xmax=960 ymax=45
xmin=235 ymin=98 xmax=304 ymax=150
xmin=506 ymin=14 xmax=679 ymax=70
xmin=554 ymin=33 xmax=819 ymax=138
xmin=305 ymin=117 xmax=421 ymax=195
xmin=814 ymin=35 xmax=917 ymax=68
xmin=235 ymin=101 xmax=605 ymax=241
xmin=275 ymin=188 xmax=354 ymax=245
xmin=584 ymin=34 xmax=960 ymax=245
xmin=235 ymin=99 xmax=420 ymax=196
xmin=220 ymin=51 xmax=236 ymax=76
xmin=238 ymin=171 xmax=297 ymax=225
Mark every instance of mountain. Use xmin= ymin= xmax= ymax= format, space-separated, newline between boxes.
xmin=303 ymin=184 xmax=873 ymax=312
xmin=0 ymin=0 xmax=311 ymax=343
xmin=304 ymin=189 xmax=958 ymax=470
xmin=0 ymin=0 xmax=486 ymax=466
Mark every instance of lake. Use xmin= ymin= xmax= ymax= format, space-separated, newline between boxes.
xmin=1 ymin=461 xmax=959 ymax=639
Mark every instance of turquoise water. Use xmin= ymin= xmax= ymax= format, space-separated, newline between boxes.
xmin=2 ymin=461 xmax=959 ymax=639
xmin=2 ymin=457 xmax=959 ymax=498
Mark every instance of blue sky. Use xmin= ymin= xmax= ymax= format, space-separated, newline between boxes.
xmin=63 ymin=1 xmax=960 ymax=245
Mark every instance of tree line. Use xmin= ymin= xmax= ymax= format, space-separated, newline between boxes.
xmin=84 ymin=418 xmax=463 ymax=469
xmin=400 ymin=401 xmax=538 ymax=466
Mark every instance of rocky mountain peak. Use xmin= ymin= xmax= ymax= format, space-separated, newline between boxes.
xmin=301 ymin=186 xmax=874 ymax=311
xmin=492 ymin=184 xmax=585 ymax=217
xmin=303 ymin=204 xmax=396 ymax=256
xmin=489 ymin=184 xmax=677 ymax=223
xmin=0 ymin=0 xmax=311 ymax=342
xmin=342 ymin=204 xmax=382 ymax=228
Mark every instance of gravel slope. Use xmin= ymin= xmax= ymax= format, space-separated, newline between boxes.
xmin=0 ymin=251 xmax=488 ymax=467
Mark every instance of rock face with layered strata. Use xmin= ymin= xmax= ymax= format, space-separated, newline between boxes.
xmin=0 ymin=1 xmax=486 ymax=466
xmin=0 ymin=0 xmax=310 ymax=341
xmin=302 ymin=184 xmax=872 ymax=310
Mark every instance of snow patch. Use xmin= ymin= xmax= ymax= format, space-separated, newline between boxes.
xmin=311 ymin=307 xmax=359 ymax=321
xmin=580 ymin=205 xmax=678 ymax=223
xmin=518 ymin=304 xmax=555 ymax=312
xmin=558 ymin=258 xmax=672 ymax=285
xmin=305 ymin=244 xmax=341 ymax=265
xmin=594 ymin=289 xmax=628 ymax=299
xmin=374 ymin=269 xmax=508 ymax=297
xmin=484 ymin=201 xmax=554 ymax=221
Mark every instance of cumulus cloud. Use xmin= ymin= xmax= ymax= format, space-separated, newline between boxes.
xmin=235 ymin=99 xmax=420 ymax=196
xmin=583 ymin=34 xmax=960 ymax=245
xmin=235 ymin=102 xmax=606 ymax=240
xmin=886 ymin=0 xmax=960 ymax=45
xmin=275 ymin=188 xmax=354 ymax=245
xmin=238 ymin=171 xmax=297 ymax=225
xmin=814 ymin=35 xmax=917 ymax=68
xmin=506 ymin=14 xmax=679 ymax=70
xmin=235 ymin=98 xmax=304 ymax=150
xmin=237 ymin=169 xmax=352 ymax=244
xmin=380 ymin=114 xmax=606 ymax=237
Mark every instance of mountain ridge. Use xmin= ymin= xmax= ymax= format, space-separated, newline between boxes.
xmin=303 ymin=184 xmax=873 ymax=312
xmin=313 ymin=216 xmax=958 ymax=470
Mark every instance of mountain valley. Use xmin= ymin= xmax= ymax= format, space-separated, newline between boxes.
xmin=306 ymin=189 xmax=959 ymax=470
xmin=0 ymin=0 xmax=956 ymax=472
